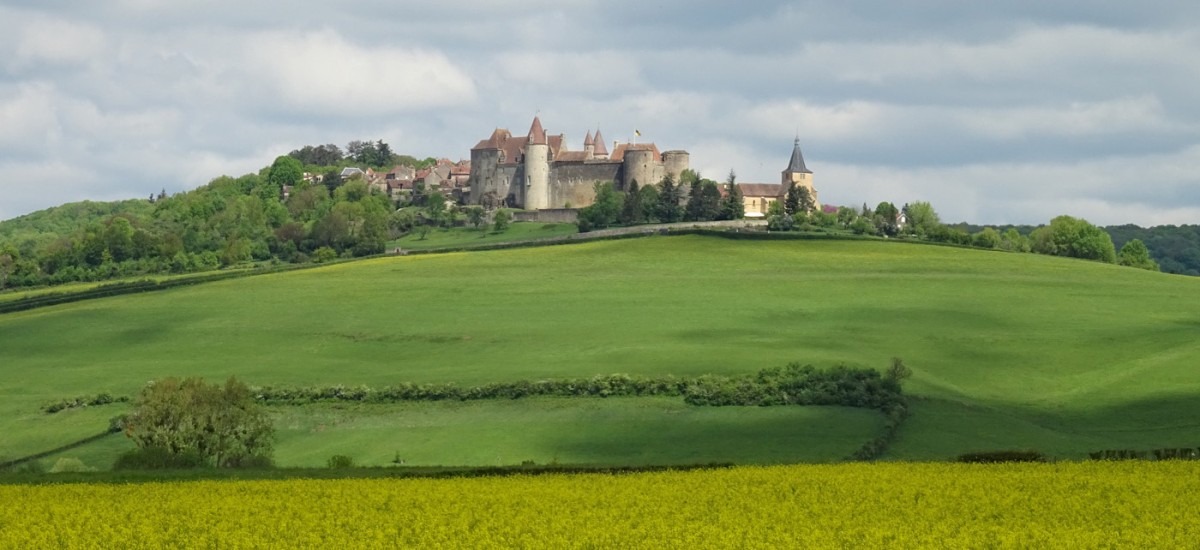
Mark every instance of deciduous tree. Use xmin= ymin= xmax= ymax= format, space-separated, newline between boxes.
xmin=122 ymin=377 xmax=274 ymax=468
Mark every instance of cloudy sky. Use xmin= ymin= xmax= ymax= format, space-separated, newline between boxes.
xmin=2 ymin=1 xmax=1198 ymax=225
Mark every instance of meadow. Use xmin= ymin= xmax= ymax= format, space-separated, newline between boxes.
xmin=2 ymin=461 xmax=1194 ymax=547
xmin=386 ymin=222 xmax=577 ymax=250
xmin=2 ymin=234 xmax=1199 ymax=468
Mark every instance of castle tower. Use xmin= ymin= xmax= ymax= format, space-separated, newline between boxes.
xmin=782 ymin=137 xmax=819 ymax=209
xmin=584 ymin=131 xmax=595 ymax=160
xmin=592 ymin=130 xmax=609 ymax=159
xmin=523 ymin=116 xmax=551 ymax=209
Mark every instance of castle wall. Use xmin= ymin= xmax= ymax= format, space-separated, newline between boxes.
xmin=548 ymin=161 xmax=622 ymax=208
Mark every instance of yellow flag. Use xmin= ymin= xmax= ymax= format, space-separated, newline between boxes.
xmin=634 ymin=129 xmax=641 ymax=137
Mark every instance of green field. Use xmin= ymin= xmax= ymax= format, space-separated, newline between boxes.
xmin=3 ymin=235 xmax=1199 ymax=468
xmin=387 ymin=222 xmax=577 ymax=250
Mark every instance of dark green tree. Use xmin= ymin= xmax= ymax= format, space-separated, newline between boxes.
xmin=783 ymin=181 xmax=800 ymax=216
xmin=656 ymin=174 xmax=683 ymax=223
xmin=619 ymin=180 xmax=645 ymax=225
xmin=874 ymin=202 xmax=900 ymax=237
xmin=719 ymin=171 xmax=744 ymax=221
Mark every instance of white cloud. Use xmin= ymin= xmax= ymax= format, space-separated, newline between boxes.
xmin=10 ymin=14 xmax=108 ymax=69
xmin=240 ymin=29 xmax=476 ymax=116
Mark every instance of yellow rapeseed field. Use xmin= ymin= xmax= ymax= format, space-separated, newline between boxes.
xmin=1 ymin=461 xmax=1194 ymax=548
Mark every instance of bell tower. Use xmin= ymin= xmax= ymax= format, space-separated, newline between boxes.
xmin=782 ymin=137 xmax=818 ymax=209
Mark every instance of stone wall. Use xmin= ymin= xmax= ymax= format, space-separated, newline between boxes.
xmin=512 ymin=208 xmax=580 ymax=223
xmin=549 ymin=161 xmax=622 ymax=208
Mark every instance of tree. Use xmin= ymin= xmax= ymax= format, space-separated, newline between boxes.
xmin=493 ymin=209 xmax=512 ymax=232
xmin=1030 ymin=215 xmax=1117 ymax=263
xmin=656 ymin=174 xmax=683 ymax=223
xmin=0 ymin=244 xmax=17 ymax=289
xmin=1118 ymin=239 xmax=1159 ymax=271
xmin=638 ymin=183 xmax=660 ymax=223
xmin=1000 ymin=228 xmax=1031 ymax=252
xmin=904 ymin=201 xmax=941 ymax=237
xmin=972 ymin=227 xmax=1002 ymax=249
xmin=122 ymin=377 xmax=274 ymax=468
xmin=466 ymin=206 xmax=485 ymax=229
xmin=873 ymin=202 xmax=900 ymax=237
xmin=577 ymin=182 xmax=622 ymax=231
xmin=783 ymin=181 xmax=800 ymax=216
xmin=619 ymin=180 xmax=645 ymax=225
xmin=684 ymin=177 xmax=706 ymax=221
xmin=719 ymin=171 xmax=744 ymax=221
xmin=766 ymin=200 xmax=794 ymax=231
xmin=424 ymin=191 xmax=448 ymax=228
xmin=267 ymin=156 xmax=304 ymax=194
xmin=796 ymin=186 xmax=815 ymax=214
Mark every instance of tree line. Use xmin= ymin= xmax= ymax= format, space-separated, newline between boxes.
xmin=0 ymin=153 xmax=445 ymax=290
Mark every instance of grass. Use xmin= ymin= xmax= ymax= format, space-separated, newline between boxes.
xmin=3 ymin=235 xmax=1199 ymax=467
xmin=387 ymin=222 xmax=577 ymax=250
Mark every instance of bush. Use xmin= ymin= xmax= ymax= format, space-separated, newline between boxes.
xmin=113 ymin=447 xmax=208 ymax=470
xmin=327 ymin=455 xmax=355 ymax=469
xmin=956 ymin=450 xmax=1047 ymax=463
xmin=49 ymin=458 xmax=94 ymax=473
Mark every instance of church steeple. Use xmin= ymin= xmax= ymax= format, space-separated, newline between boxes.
xmin=785 ymin=137 xmax=812 ymax=174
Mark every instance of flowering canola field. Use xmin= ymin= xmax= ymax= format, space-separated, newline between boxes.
xmin=1 ymin=461 xmax=1194 ymax=548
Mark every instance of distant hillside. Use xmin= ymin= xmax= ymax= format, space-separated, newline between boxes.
xmin=0 ymin=200 xmax=155 ymax=248
xmin=951 ymin=222 xmax=1200 ymax=276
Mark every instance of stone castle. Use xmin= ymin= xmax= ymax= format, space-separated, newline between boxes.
xmin=467 ymin=117 xmax=689 ymax=209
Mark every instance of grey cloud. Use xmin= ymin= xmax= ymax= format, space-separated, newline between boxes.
xmin=2 ymin=1 xmax=1199 ymax=227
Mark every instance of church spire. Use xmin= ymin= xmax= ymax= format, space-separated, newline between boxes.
xmin=786 ymin=137 xmax=812 ymax=174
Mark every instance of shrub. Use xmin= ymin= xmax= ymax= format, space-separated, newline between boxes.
xmin=49 ymin=458 xmax=94 ymax=473
xmin=327 ymin=455 xmax=355 ymax=469
xmin=113 ymin=447 xmax=208 ymax=470
xmin=956 ymin=450 xmax=1047 ymax=463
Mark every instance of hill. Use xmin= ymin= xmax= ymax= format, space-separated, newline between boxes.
xmin=2 ymin=235 xmax=1198 ymax=468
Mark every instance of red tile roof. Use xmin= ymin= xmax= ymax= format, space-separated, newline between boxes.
xmin=736 ymin=183 xmax=785 ymax=198
xmin=592 ymin=130 xmax=608 ymax=156
xmin=528 ymin=117 xmax=547 ymax=145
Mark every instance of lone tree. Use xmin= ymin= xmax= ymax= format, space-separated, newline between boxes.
xmin=1117 ymin=238 xmax=1159 ymax=271
xmin=123 ymin=377 xmax=274 ymax=468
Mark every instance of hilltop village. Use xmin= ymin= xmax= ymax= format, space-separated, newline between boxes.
xmin=309 ymin=116 xmax=820 ymax=219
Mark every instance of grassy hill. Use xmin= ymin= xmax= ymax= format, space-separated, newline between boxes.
xmin=2 ymin=235 xmax=1198 ymax=469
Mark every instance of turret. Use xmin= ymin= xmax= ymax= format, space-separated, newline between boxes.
xmin=523 ymin=116 xmax=550 ymax=209
xmin=584 ymin=130 xmax=595 ymax=159
xmin=592 ymin=130 xmax=609 ymax=159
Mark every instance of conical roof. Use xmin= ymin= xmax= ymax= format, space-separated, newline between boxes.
xmin=528 ymin=116 xmax=547 ymax=145
xmin=786 ymin=137 xmax=812 ymax=174
xmin=584 ymin=130 xmax=594 ymax=147
xmin=592 ymin=129 xmax=608 ymax=156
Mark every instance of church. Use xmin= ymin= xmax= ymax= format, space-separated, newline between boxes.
xmin=466 ymin=117 xmax=690 ymax=209
xmin=737 ymin=138 xmax=819 ymax=217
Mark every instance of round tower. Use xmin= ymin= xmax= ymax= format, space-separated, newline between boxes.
xmin=523 ymin=117 xmax=551 ymax=210
xmin=622 ymin=147 xmax=655 ymax=191
xmin=663 ymin=150 xmax=689 ymax=185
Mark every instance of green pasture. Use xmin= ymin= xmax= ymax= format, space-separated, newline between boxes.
xmin=3 ymin=235 xmax=1199 ymax=468
xmin=387 ymin=222 xmax=577 ymax=251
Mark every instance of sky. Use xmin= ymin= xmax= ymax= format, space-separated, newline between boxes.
xmin=2 ymin=1 xmax=1199 ymax=226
